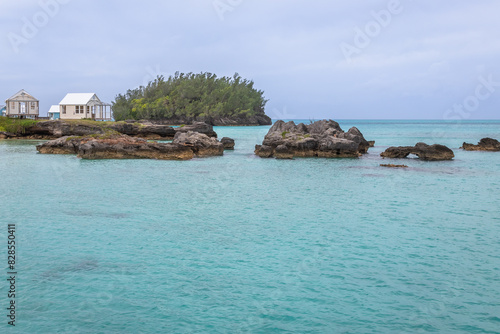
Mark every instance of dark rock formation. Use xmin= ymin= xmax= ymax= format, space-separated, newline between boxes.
xmin=174 ymin=122 xmax=217 ymax=138
xmin=36 ymin=135 xmax=194 ymax=160
xmin=173 ymin=131 xmax=224 ymax=157
xmin=461 ymin=138 xmax=500 ymax=151
xmin=380 ymin=143 xmax=454 ymax=161
xmin=137 ymin=115 xmax=272 ymax=126
xmin=37 ymin=132 xmax=225 ymax=160
xmin=275 ymin=144 xmax=294 ymax=159
xmin=0 ymin=131 xmax=16 ymax=139
xmin=78 ymin=138 xmax=194 ymax=160
xmin=254 ymin=145 xmax=273 ymax=158
xmin=111 ymin=122 xmax=176 ymax=139
xmin=254 ymin=120 xmax=370 ymax=159
xmin=220 ymin=137 xmax=235 ymax=150
xmin=27 ymin=120 xmax=105 ymax=138
xmin=36 ymin=136 xmax=84 ymax=154
xmin=368 ymin=141 xmax=375 ymax=147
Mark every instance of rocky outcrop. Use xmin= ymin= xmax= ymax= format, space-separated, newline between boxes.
xmin=380 ymin=143 xmax=454 ymax=161
xmin=254 ymin=120 xmax=371 ymax=159
xmin=36 ymin=136 xmax=84 ymax=154
xmin=0 ymin=131 xmax=16 ymax=139
xmin=37 ymin=132 xmax=225 ymax=159
xmin=36 ymin=135 xmax=194 ymax=160
xmin=461 ymin=138 xmax=500 ymax=151
xmin=174 ymin=122 xmax=217 ymax=138
xmin=111 ymin=122 xmax=176 ymax=139
xmin=220 ymin=137 xmax=235 ymax=150
xmin=173 ymin=131 xmax=224 ymax=157
xmin=78 ymin=138 xmax=194 ymax=160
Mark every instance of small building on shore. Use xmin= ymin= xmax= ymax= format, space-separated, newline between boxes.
xmin=59 ymin=93 xmax=112 ymax=121
xmin=48 ymin=105 xmax=60 ymax=120
xmin=5 ymin=90 xmax=39 ymax=119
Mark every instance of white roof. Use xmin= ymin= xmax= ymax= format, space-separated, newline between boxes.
xmin=59 ymin=93 xmax=99 ymax=105
xmin=48 ymin=105 xmax=59 ymax=114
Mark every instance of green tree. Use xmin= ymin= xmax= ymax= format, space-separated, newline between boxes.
xmin=112 ymin=72 xmax=268 ymax=121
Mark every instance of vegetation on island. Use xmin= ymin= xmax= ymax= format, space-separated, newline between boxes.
xmin=0 ymin=117 xmax=38 ymax=134
xmin=112 ymin=72 xmax=268 ymax=121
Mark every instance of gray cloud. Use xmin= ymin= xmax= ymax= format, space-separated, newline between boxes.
xmin=1 ymin=0 xmax=499 ymax=119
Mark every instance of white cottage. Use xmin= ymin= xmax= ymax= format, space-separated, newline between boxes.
xmin=59 ymin=93 xmax=112 ymax=120
xmin=5 ymin=89 xmax=39 ymax=119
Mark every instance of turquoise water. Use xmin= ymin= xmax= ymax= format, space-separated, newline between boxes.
xmin=1 ymin=120 xmax=500 ymax=333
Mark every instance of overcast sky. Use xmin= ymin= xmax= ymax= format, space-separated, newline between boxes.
xmin=1 ymin=0 xmax=499 ymax=119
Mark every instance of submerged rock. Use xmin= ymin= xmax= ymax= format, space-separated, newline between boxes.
xmin=220 ymin=137 xmax=235 ymax=150
xmin=380 ymin=164 xmax=408 ymax=168
xmin=254 ymin=120 xmax=371 ymax=159
xmin=461 ymin=138 xmax=500 ymax=151
xmin=381 ymin=142 xmax=454 ymax=161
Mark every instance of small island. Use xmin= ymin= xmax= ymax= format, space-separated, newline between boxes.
xmin=112 ymin=72 xmax=272 ymax=126
xmin=255 ymin=119 xmax=371 ymax=159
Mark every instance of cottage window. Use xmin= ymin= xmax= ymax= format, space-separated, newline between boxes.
xmin=11 ymin=102 xmax=15 ymax=109
xmin=62 ymin=106 xmax=66 ymax=114
xmin=31 ymin=102 xmax=35 ymax=110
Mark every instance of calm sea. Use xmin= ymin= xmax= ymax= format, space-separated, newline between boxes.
xmin=1 ymin=120 xmax=500 ymax=333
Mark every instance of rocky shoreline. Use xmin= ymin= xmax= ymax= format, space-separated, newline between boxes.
xmin=0 ymin=120 xmax=216 ymax=140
